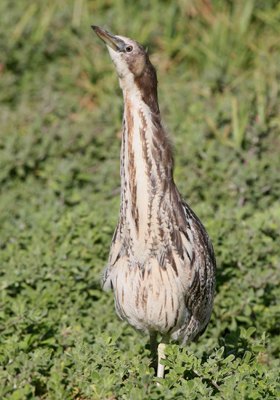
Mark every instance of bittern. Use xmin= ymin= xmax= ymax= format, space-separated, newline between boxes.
xmin=92 ymin=26 xmax=216 ymax=380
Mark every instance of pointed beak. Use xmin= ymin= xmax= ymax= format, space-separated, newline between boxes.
xmin=91 ymin=25 xmax=125 ymax=52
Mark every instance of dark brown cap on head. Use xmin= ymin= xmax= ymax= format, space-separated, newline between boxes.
xmin=92 ymin=25 xmax=158 ymax=113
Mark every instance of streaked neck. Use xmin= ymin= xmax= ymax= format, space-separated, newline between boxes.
xmin=120 ymin=86 xmax=174 ymax=245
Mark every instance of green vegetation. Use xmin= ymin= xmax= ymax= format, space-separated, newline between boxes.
xmin=1 ymin=0 xmax=280 ymax=398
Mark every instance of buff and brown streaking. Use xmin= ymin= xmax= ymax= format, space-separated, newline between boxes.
xmin=92 ymin=26 xmax=216 ymax=379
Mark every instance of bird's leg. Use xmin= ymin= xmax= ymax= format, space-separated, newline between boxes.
xmin=157 ymin=336 xmax=169 ymax=379
xmin=157 ymin=343 xmax=166 ymax=379
xmin=149 ymin=331 xmax=158 ymax=374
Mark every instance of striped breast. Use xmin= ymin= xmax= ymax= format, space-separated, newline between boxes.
xmin=103 ymin=199 xmax=216 ymax=343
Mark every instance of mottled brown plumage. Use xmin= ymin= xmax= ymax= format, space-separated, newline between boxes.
xmin=92 ymin=26 xmax=216 ymax=379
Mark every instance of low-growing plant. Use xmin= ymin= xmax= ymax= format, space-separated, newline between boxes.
xmin=0 ymin=0 xmax=279 ymax=399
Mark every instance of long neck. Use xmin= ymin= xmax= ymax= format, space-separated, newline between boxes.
xmin=119 ymin=85 xmax=175 ymax=245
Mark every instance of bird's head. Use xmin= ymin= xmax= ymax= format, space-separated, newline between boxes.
xmin=92 ymin=26 xmax=157 ymax=98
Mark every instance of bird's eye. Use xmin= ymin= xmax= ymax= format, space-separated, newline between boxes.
xmin=125 ymin=45 xmax=133 ymax=53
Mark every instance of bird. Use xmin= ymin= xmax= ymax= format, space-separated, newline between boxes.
xmin=92 ymin=26 xmax=216 ymax=380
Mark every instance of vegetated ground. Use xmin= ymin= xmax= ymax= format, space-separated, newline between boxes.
xmin=0 ymin=1 xmax=280 ymax=399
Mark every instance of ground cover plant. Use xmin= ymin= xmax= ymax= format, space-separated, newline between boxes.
xmin=0 ymin=0 xmax=280 ymax=399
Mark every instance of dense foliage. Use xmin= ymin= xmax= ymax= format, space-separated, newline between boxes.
xmin=0 ymin=0 xmax=279 ymax=398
